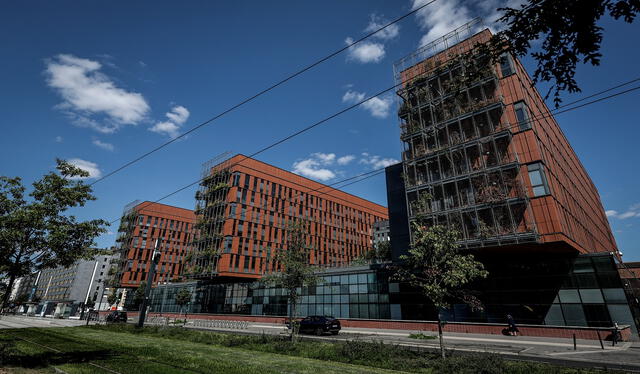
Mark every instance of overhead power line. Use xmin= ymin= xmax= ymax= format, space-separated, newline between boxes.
xmin=90 ymin=0 xmax=440 ymax=186
xmin=107 ymin=77 xmax=640 ymax=225
xmin=110 ymin=163 xmax=386 ymax=225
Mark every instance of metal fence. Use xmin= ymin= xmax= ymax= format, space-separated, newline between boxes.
xmin=144 ymin=316 xmax=249 ymax=330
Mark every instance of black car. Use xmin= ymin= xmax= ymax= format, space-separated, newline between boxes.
xmin=299 ymin=316 xmax=341 ymax=335
xmin=105 ymin=311 xmax=128 ymax=323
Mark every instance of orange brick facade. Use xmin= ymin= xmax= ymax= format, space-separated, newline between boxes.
xmin=115 ymin=201 xmax=196 ymax=288
xmin=398 ymin=29 xmax=617 ymax=255
xmin=188 ymin=155 xmax=388 ymax=280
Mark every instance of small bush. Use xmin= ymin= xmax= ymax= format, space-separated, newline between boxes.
xmin=431 ymin=353 xmax=506 ymax=374
xmin=87 ymin=325 xmax=608 ymax=374
xmin=408 ymin=333 xmax=437 ymax=340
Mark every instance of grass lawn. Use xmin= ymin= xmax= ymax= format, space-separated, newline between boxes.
xmin=0 ymin=327 xmax=400 ymax=374
xmin=0 ymin=326 xmax=613 ymax=374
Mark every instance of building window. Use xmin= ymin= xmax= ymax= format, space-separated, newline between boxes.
xmin=527 ymin=163 xmax=550 ymax=197
xmin=514 ymin=101 xmax=531 ymax=130
xmin=500 ymin=53 xmax=515 ymax=77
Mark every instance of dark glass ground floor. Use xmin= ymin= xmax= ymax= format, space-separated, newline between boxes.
xmin=148 ymin=252 xmax=638 ymax=334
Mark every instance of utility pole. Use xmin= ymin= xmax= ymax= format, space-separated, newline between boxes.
xmin=137 ymin=239 xmax=161 ymax=328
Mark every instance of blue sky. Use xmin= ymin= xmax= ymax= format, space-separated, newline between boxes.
xmin=1 ymin=1 xmax=639 ymax=260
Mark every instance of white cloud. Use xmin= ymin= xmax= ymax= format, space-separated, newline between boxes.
xmin=54 ymin=136 xmax=63 ymax=143
xmin=412 ymin=0 xmax=473 ymax=47
xmin=149 ymin=121 xmax=180 ymax=138
xmin=292 ymin=152 xmax=355 ymax=181
xmin=165 ymin=105 xmax=189 ymax=125
xmin=67 ymin=158 xmax=102 ymax=179
xmin=342 ymin=89 xmax=392 ymax=119
xmin=312 ymin=152 xmax=336 ymax=165
xmin=345 ymin=14 xmax=400 ymax=64
xmin=150 ymin=105 xmax=190 ymax=138
xmin=365 ymin=15 xmax=400 ymax=40
xmin=359 ymin=153 xmax=399 ymax=169
xmin=606 ymin=204 xmax=640 ymax=220
xmin=45 ymin=54 xmax=150 ymax=133
xmin=619 ymin=211 xmax=640 ymax=219
xmin=605 ymin=210 xmax=618 ymax=218
xmin=345 ymin=37 xmax=386 ymax=63
xmin=92 ymin=139 xmax=114 ymax=151
xmin=292 ymin=158 xmax=336 ymax=181
xmin=411 ymin=0 xmax=529 ymax=47
xmin=342 ymin=90 xmax=365 ymax=103
xmin=337 ymin=155 xmax=356 ymax=165
xmin=362 ymin=96 xmax=393 ymax=118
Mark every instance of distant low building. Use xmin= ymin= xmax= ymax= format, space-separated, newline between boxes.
xmin=34 ymin=252 xmax=117 ymax=316
xmin=373 ymin=220 xmax=390 ymax=245
xmin=9 ymin=273 xmax=38 ymax=303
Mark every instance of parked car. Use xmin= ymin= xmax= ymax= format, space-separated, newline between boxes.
xmin=299 ymin=316 xmax=341 ymax=335
xmin=105 ymin=311 xmax=128 ymax=323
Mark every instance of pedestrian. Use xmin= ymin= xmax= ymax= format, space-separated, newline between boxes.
xmin=507 ymin=314 xmax=519 ymax=336
xmin=613 ymin=322 xmax=621 ymax=345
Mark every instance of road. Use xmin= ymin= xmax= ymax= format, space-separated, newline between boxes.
xmin=0 ymin=315 xmax=86 ymax=329
xmin=2 ymin=315 xmax=639 ymax=372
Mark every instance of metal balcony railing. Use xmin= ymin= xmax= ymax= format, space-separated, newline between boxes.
xmin=400 ymin=95 xmax=504 ymax=140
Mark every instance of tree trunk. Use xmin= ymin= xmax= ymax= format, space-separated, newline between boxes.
xmin=1 ymin=274 xmax=17 ymax=312
xmin=289 ymin=291 xmax=298 ymax=342
xmin=437 ymin=311 xmax=445 ymax=359
xmin=183 ymin=305 xmax=188 ymax=326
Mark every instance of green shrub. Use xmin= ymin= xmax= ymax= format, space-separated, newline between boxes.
xmin=431 ymin=353 xmax=506 ymax=374
xmin=86 ymin=325 xmax=609 ymax=374
xmin=408 ymin=333 xmax=437 ymax=340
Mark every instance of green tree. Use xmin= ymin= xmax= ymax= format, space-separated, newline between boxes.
xmin=492 ymin=0 xmax=639 ymax=105
xmin=366 ymin=241 xmax=392 ymax=263
xmin=0 ymin=159 xmax=108 ymax=311
xmin=106 ymin=288 xmax=119 ymax=307
xmin=84 ymin=298 xmax=95 ymax=309
xmin=263 ymin=219 xmax=319 ymax=341
xmin=174 ymin=288 xmax=192 ymax=323
xmin=133 ymin=281 xmax=147 ymax=309
xmin=394 ymin=224 xmax=488 ymax=358
xmin=355 ymin=241 xmax=392 ymax=265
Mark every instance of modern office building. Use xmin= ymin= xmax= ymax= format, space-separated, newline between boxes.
xmin=144 ymin=23 xmax=636 ymax=333
xmin=9 ymin=273 xmax=38 ymax=304
xmin=188 ymin=154 xmax=388 ymax=280
xmin=33 ymin=253 xmax=116 ymax=316
xmin=373 ymin=220 xmax=390 ymax=245
xmin=150 ymin=265 xmax=393 ymax=317
xmin=386 ymin=21 xmax=635 ymax=330
xmin=619 ymin=262 xmax=640 ymax=323
xmin=114 ymin=201 xmax=196 ymax=292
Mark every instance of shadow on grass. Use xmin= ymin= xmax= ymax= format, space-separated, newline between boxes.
xmin=0 ymin=340 xmax=116 ymax=368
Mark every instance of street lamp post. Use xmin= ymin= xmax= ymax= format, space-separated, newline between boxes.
xmin=136 ymin=239 xmax=161 ymax=328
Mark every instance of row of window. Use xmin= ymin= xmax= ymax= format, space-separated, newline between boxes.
xmin=136 ymin=214 xmax=192 ymax=233
xmin=231 ymin=172 xmax=383 ymax=223
xmin=232 ymin=186 xmax=380 ymax=233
